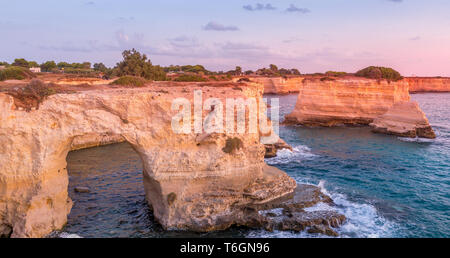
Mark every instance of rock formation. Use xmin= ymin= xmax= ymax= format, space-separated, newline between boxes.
xmin=370 ymin=101 xmax=436 ymax=138
xmin=284 ymin=78 xmax=436 ymax=138
xmin=239 ymin=76 xmax=450 ymax=95
xmin=406 ymin=77 xmax=450 ymax=93
xmin=284 ymin=78 xmax=411 ymax=126
xmin=0 ymin=81 xmax=343 ymax=238
xmin=245 ymin=77 xmax=304 ymax=95
xmin=70 ymin=133 xmax=125 ymax=151
xmin=241 ymin=181 xmax=346 ymax=237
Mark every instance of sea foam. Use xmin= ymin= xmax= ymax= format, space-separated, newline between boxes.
xmin=265 ymin=144 xmax=317 ymax=165
xmin=248 ymin=180 xmax=400 ymax=238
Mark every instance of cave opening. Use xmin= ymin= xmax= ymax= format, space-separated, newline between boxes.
xmin=62 ymin=142 xmax=159 ymax=237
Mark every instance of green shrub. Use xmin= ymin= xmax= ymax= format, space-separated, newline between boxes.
xmin=115 ymin=49 xmax=167 ymax=81
xmin=167 ymin=192 xmax=177 ymax=205
xmin=320 ymin=77 xmax=335 ymax=81
xmin=174 ymin=74 xmax=207 ymax=82
xmin=222 ymin=137 xmax=243 ymax=154
xmin=24 ymin=79 xmax=57 ymax=97
xmin=325 ymin=71 xmax=347 ymax=77
xmin=110 ymin=76 xmax=148 ymax=87
xmin=237 ymin=77 xmax=251 ymax=82
xmin=62 ymin=68 xmax=99 ymax=77
xmin=355 ymin=66 xmax=403 ymax=81
xmin=0 ymin=66 xmax=36 ymax=81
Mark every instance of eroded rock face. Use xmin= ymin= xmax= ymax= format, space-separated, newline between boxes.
xmin=370 ymin=101 xmax=436 ymax=139
xmin=247 ymin=77 xmax=305 ymax=95
xmin=284 ymin=78 xmax=411 ymax=126
xmin=406 ymin=77 xmax=450 ymax=93
xmin=70 ymin=133 xmax=125 ymax=151
xmin=264 ymin=138 xmax=293 ymax=158
xmin=283 ymin=78 xmax=436 ymax=139
xmin=240 ymin=182 xmax=346 ymax=237
xmin=0 ymin=82 xmax=297 ymax=237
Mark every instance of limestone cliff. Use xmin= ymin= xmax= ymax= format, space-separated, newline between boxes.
xmin=285 ymin=78 xmax=411 ymax=126
xmin=284 ymin=78 xmax=435 ymax=138
xmin=370 ymin=101 xmax=436 ymax=138
xmin=244 ymin=76 xmax=450 ymax=95
xmin=0 ymin=82 xmax=298 ymax=237
xmin=70 ymin=133 xmax=125 ymax=150
xmin=247 ymin=77 xmax=304 ymax=95
xmin=406 ymin=77 xmax=450 ymax=93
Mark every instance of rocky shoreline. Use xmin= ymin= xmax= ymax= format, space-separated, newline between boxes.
xmin=0 ymin=81 xmax=347 ymax=238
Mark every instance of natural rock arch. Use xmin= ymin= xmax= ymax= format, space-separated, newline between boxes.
xmin=0 ymin=84 xmax=296 ymax=237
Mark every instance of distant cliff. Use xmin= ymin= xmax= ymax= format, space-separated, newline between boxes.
xmin=284 ymin=78 xmax=411 ymax=126
xmin=242 ymin=77 xmax=305 ymax=95
xmin=283 ymin=77 xmax=435 ymax=138
xmin=406 ymin=77 xmax=450 ymax=93
xmin=246 ymin=76 xmax=450 ymax=95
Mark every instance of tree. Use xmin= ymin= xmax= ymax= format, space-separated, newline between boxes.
xmin=28 ymin=61 xmax=39 ymax=68
xmin=40 ymin=61 xmax=57 ymax=72
xmin=355 ymin=66 xmax=403 ymax=81
xmin=115 ymin=48 xmax=166 ymax=80
xmin=81 ymin=62 xmax=91 ymax=69
xmin=93 ymin=63 xmax=108 ymax=72
xmin=269 ymin=64 xmax=278 ymax=72
xmin=291 ymin=68 xmax=301 ymax=75
xmin=245 ymin=70 xmax=253 ymax=75
xmin=12 ymin=58 xmax=29 ymax=67
xmin=57 ymin=62 xmax=71 ymax=69
xmin=0 ymin=61 xmax=8 ymax=66
xmin=235 ymin=66 xmax=242 ymax=75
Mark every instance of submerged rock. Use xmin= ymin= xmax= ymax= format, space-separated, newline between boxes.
xmin=239 ymin=184 xmax=346 ymax=237
xmin=264 ymin=139 xmax=293 ymax=158
xmin=74 ymin=187 xmax=90 ymax=193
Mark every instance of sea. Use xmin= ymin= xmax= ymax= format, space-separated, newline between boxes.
xmin=58 ymin=93 xmax=450 ymax=238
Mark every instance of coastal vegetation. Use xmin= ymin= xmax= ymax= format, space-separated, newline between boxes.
xmin=256 ymin=64 xmax=301 ymax=77
xmin=115 ymin=49 xmax=167 ymax=81
xmin=325 ymin=71 xmax=347 ymax=77
xmin=222 ymin=137 xmax=243 ymax=154
xmin=2 ymin=79 xmax=65 ymax=111
xmin=0 ymin=66 xmax=36 ymax=81
xmin=355 ymin=66 xmax=403 ymax=81
xmin=173 ymin=74 xmax=208 ymax=82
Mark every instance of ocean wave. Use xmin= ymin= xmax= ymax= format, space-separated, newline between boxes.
xmin=57 ymin=232 xmax=83 ymax=238
xmin=397 ymin=137 xmax=435 ymax=143
xmin=248 ymin=180 xmax=400 ymax=238
xmin=265 ymin=145 xmax=317 ymax=165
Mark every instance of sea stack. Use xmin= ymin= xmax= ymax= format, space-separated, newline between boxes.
xmin=284 ymin=77 xmax=435 ymax=138
xmin=370 ymin=101 xmax=436 ymax=138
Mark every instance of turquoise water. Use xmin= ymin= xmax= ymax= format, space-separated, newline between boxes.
xmin=62 ymin=93 xmax=450 ymax=238
xmin=263 ymin=93 xmax=450 ymax=238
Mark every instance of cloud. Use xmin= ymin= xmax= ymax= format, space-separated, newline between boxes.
xmin=285 ymin=4 xmax=310 ymax=13
xmin=203 ymin=22 xmax=239 ymax=31
xmin=243 ymin=3 xmax=276 ymax=11
xmin=168 ymin=36 xmax=200 ymax=48
xmin=220 ymin=42 xmax=267 ymax=51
